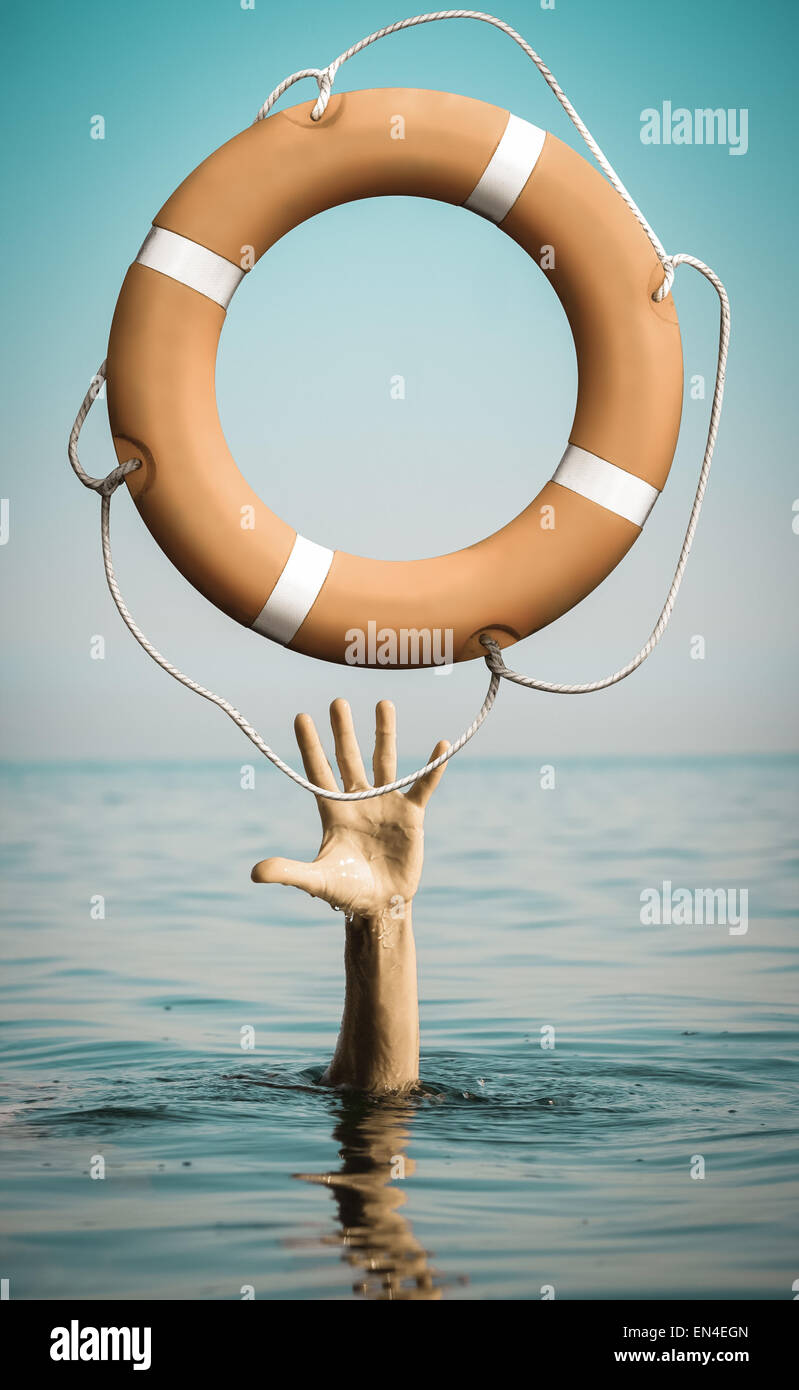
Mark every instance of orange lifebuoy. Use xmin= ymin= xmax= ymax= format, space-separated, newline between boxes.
xmin=106 ymin=87 xmax=683 ymax=667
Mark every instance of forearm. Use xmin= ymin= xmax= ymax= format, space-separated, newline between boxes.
xmin=323 ymin=904 xmax=419 ymax=1093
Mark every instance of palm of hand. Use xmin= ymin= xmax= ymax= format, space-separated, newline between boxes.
xmin=252 ymin=700 xmax=447 ymax=918
xmin=309 ymin=793 xmax=425 ymax=917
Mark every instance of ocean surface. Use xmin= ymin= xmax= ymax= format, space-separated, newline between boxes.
xmin=0 ymin=755 xmax=796 ymax=1301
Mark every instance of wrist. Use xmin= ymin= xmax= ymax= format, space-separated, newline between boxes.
xmin=343 ymin=900 xmax=416 ymax=976
xmin=346 ymin=898 xmax=413 ymax=944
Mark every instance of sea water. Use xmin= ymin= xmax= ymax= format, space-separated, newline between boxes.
xmin=0 ymin=756 xmax=796 ymax=1300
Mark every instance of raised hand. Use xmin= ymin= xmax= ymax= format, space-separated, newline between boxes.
xmin=251 ymin=699 xmax=448 ymax=920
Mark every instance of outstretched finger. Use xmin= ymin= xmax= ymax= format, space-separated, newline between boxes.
xmin=330 ymin=698 xmax=369 ymax=791
xmin=294 ymin=712 xmax=338 ymax=792
xmin=251 ymin=855 xmax=326 ymax=897
xmin=372 ymin=700 xmax=397 ymax=785
xmin=406 ymin=739 xmax=450 ymax=809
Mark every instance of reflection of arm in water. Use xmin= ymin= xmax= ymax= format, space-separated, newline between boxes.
xmin=252 ymin=699 xmax=447 ymax=1094
xmin=295 ymin=1096 xmax=442 ymax=1300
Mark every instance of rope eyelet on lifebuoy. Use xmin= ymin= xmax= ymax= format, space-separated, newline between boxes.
xmin=105 ymin=86 xmax=683 ymax=669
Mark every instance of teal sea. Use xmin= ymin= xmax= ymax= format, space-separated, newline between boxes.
xmin=0 ymin=755 xmax=796 ymax=1301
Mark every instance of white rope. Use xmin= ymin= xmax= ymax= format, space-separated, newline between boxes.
xmin=68 ymin=366 xmax=142 ymax=496
xmin=481 ymin=254 xmax=730 ymax=692
xmin=68 ymin=13 xmax=731 ymax=797
xmin=254 ymin=9 xmax=672 ymax=287
xmin=69 ymin=364 xmax=499 ymax=801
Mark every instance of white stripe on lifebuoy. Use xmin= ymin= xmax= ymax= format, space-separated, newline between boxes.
xmin=251 ymin=534 xmax=335 ymax=644
xmin=463 ymin=112 xmax=546 ymax=224
xmin=135 ymin=227 xmax=245 ymax=310
xmin=552 ymin=445 xmax=660 ymax=527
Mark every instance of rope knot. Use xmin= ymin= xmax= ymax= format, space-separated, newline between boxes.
xmin=67 ymin=362 xmax=143 ymax=496
xmin=311 ymin=65 xmax=337 ymax=121
xmin=98 ymin=459 xmax=142 ymax=496
xmin=653 ymin=258 xmax=676 ymax=303
xmin=479 ymin=633 xmax=505 ymax=672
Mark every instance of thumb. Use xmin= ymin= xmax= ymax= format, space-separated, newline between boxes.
xmin=251 ymin=856 xmax=324 ymax=896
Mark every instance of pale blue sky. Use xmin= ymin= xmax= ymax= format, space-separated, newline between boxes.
xmin=1 ymin=0 xmax=796 ymax=761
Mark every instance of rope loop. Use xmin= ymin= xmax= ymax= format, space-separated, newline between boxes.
xmin=653 ymin=258 xmax=676 ymax=303
xmin=67 ymin=362 xmax=502 ymax=801
xmin=254 ymin=10 xmax=674 ymax=280
xmin=97 ymin=460 xmax=142 ymax=497
xmin=254 ymin=68 xmax=327 ymax=123
xmin=311 ymin=66 xmax=336 ymax=120
xmin=67 ymin=360 xmax=142 ymax=495
xmin=477 ymin=253 xmax=731 ymax=698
